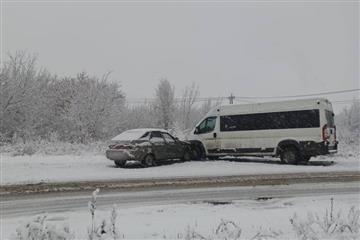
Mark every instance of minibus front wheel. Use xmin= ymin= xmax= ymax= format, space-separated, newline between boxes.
xmin=280 ymin=146 xmax=301 ymax=164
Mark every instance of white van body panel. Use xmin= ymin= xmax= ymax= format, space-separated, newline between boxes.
xmin=188 ymin=98 xmax=336 ymax=157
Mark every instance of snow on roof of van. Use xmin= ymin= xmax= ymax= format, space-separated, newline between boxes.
xmin=206 ymin=98 xmax=332 ymax=116
xmin=111 ymin=128 xmax=169 ymax=141
xmin=220 ymin=98 xmax=330 ymax=107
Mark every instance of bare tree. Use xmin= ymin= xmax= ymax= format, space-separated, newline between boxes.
xmin=0 ymin=51 xmax=50 ymax=142
xmin=59 ymin=72 xmax=125 ymax=143
xmin=336 ymin=100 xmax=360 ymax=146
xmin=0 ymin=52 xmax=126 ymax=143
xmin=199 ymin=97 xmax=224 ymax=117
xmin=153 ymin=78 xmax=175 ymax=129
xmin=178 ymin=83 xmax=199 ymax=130
xmin=121 ymin=102 xmax=157 ymax=131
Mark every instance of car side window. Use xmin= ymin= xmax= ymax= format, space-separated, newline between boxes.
xmin=195 ymin=116 xmax=217 ymax=134
xmin=162 ymin=133 xmax=176 ymax=143
xmin=150 ymin=131 xmax=165 ymax=143
xmin=138 ymin=132 xmax=150 ymax=141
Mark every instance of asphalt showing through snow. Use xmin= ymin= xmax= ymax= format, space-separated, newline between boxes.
xmin=1 ymin=181 xmax=359 ymax=218
xmin=1 ymin=171 xmax=359 ymax=196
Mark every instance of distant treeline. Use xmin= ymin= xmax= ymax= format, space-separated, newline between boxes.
xmin=1 ymin=52 xmax=359 ymax=145
xmin=0 ymin=52 xmax=218 ymax=143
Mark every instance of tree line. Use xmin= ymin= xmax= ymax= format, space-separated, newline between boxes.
xmin=1 ymin=52 xmax=358 ymax=145
xmin=0 ymin=52 xmax=219 ymax=143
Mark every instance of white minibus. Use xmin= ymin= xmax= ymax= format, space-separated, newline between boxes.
xmin=188 ymin=98 xmax=337 ymax=164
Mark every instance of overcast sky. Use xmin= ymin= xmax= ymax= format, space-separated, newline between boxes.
xmin=2 ymin=1 xmax=359 ymax=112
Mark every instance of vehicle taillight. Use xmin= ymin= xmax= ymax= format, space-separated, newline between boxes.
xmin=322 ymin=124 xmax=329 ymax=141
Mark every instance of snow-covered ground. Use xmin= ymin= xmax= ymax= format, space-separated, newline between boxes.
xmin=1 ymin=149 xmax=359 ymax=185
xmin=2 ymin=191 xmax=359 ymax=239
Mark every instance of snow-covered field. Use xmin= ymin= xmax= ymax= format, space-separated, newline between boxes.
xmin=2 ymin=191 xmax=359 ymax=239
xmin=1 ymin=150 xmax=359 ymax=185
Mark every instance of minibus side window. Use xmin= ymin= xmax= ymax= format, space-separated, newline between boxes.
xmin=220 ymin=109 xmax=320 ymax=131
xmin=195 ymin=116 xmax=217 ymax=134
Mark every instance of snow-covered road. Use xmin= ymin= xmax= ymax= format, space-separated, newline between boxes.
xmin=2 ymin=182 xmax=359 ymax=218
xmin=1 ymin=151 xmax=359 ymax=185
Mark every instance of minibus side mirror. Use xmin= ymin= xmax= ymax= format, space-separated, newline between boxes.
xmin=194 ymin=127 xmax=199 ymax=134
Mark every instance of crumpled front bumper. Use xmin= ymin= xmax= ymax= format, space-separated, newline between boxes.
xmin=300 ymin=141 xmax=338 ymax=156
xmin=105 ymin=149 xmax=135 ymax=161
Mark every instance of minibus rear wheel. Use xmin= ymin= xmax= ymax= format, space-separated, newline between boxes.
xmin=280 ymin=146 xmax=301 ymax=164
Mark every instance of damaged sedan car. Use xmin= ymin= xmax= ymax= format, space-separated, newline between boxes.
xmin=106 ymin=128 xmax=193 ymax=167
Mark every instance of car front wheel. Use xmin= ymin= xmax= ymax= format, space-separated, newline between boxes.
xmin=182 ymin=150 xmax=191 ymax=161
xmin=114 ymin=160 xmax=126 ymax=167
xmin=142 ymin=154 xmax=155 ymax=167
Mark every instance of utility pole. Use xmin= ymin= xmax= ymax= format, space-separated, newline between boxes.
xmin=228 ymin=93 xmax=235 ymax=104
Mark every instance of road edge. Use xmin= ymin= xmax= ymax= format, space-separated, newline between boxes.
xmin=1 ymin=171 xmax=359 ymax=196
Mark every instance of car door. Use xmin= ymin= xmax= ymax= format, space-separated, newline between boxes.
xmin=162 ymin=132 xmax=182 ymax=159
xmin=149 ymin=131 xmax=168 ymax=161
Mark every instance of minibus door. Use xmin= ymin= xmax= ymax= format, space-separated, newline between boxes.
xmin=194 ymin=116 xmax=220 ymax=153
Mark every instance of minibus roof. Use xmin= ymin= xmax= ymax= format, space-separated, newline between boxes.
xmin=208 ymin=98 xmax=333 ymax=116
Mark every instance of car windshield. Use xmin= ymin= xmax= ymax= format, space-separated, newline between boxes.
xmin=111 ymin=130 xmax=149 ymax=141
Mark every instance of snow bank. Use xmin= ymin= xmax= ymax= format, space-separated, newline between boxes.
xmin=0 ymin=141 xmax=107 ymax=156
xmin=1 ymin=147 xmax=359 ymax=185
xmin=2 ymin=193 xmax=359 ymax=239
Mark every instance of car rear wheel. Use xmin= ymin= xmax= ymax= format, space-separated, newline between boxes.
xmin=142 ymin=154 xmax=155 ymax=167
xmin=114 ymin=160 xmax=126 ymax=167
xmin=182 ymin=150 xmax=191 ymax=161
xmin=280 ymin=146 xmax=301 ymax=165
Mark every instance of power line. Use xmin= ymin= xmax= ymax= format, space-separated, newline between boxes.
xmin=125 ymin=89 xmax=360 ymax=104
xmin=233 ymin=89 xmax=360 ymax=99
xmin=332 ymin=99 xmax=360 ymax=105
xmin=126 ymin=97 xmax=226 ymax=103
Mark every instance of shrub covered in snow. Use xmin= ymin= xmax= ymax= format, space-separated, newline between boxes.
xmin=15 ymin=215 xmax=74 ymax=240
xmin=336 ymin=100 xmax=360 ymax=149
xmin=180 ymin=220 xmax=283 ymax=240
xmin=181 ymin=220 xmax=242 ymax=240
xmin=87 ymin=189 xmax=120 ymax=240
xmin=290 ymin=198 xmax=360 ymax=240
xmin=250 ymin=227 xmax=283 ymax=240
xmin=214 ymin=219 xmax=242 ymax=239
xmin=12 ymin=192 xmax=360 ymax=240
